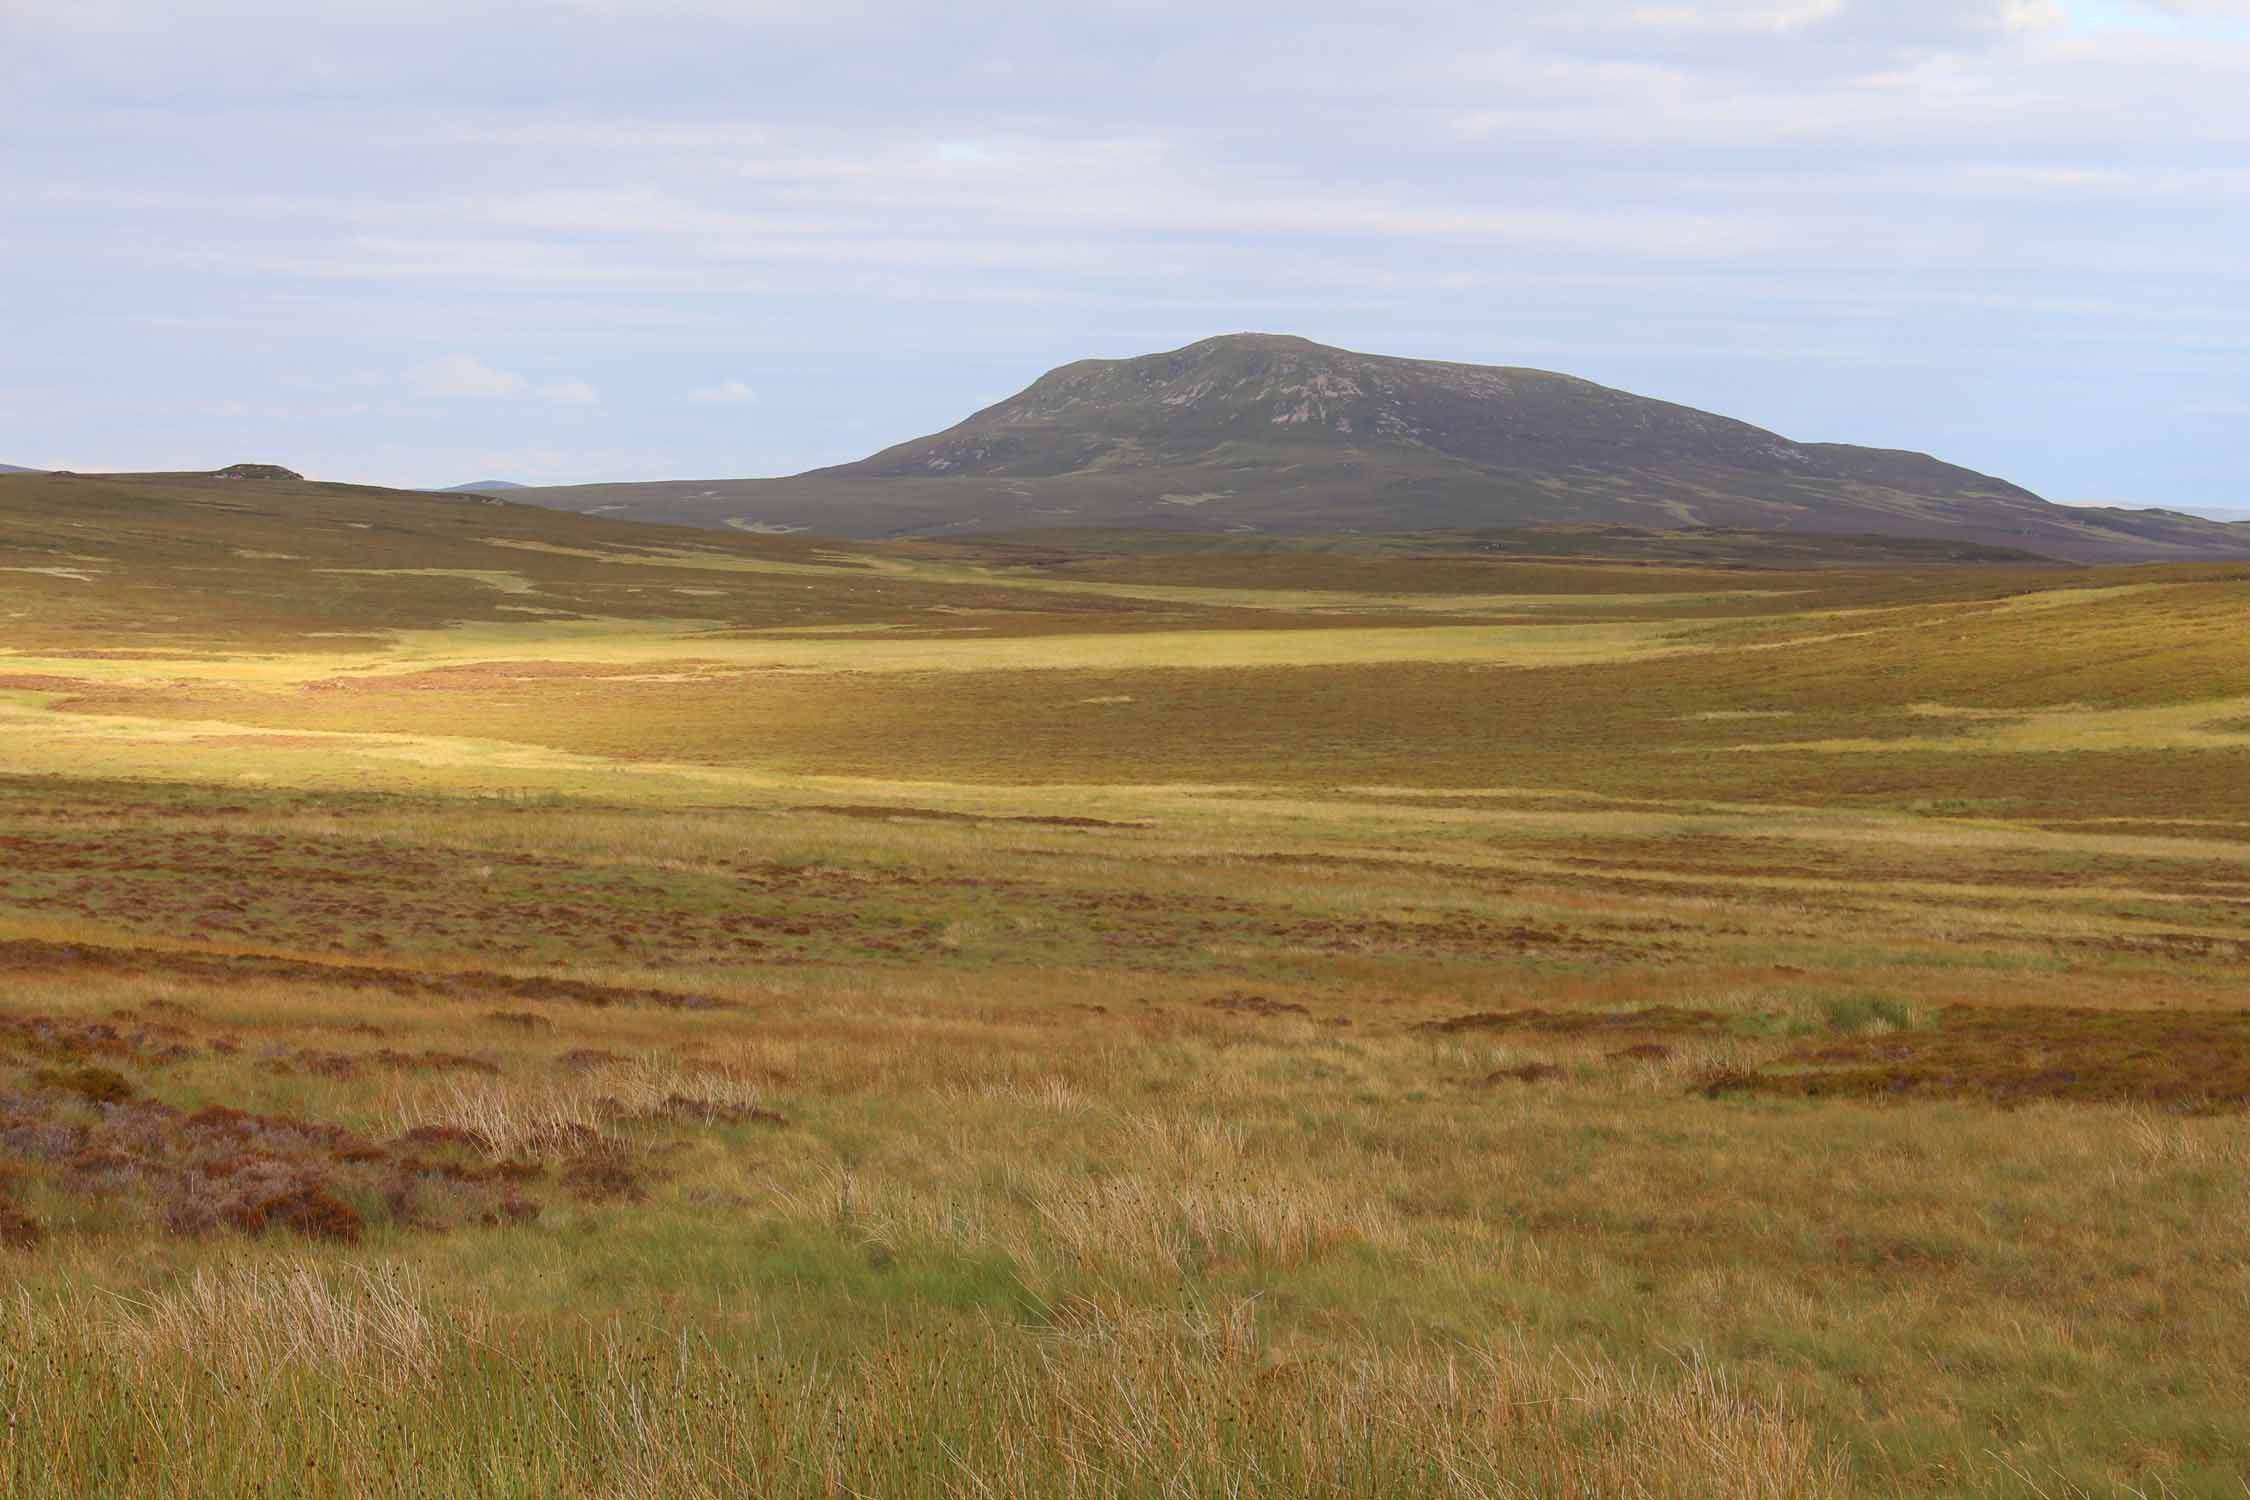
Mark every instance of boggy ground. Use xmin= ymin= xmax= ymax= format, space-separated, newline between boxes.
xmin=2 ymin=767 xmax=2247 ymax=1498
xmin=3 ymin=505 xmax=2249 ymax=1496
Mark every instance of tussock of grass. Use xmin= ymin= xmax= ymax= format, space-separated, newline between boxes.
xmin=1 ymin=1273 xmax=1844 ymax=1499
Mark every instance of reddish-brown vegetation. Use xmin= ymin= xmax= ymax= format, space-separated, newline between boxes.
xmin=0 ymin=1080 xmax=570 ymax=1245
xmin=1204 ymin=991 xmax=1312 ymax=1019
xmin=1423 ymin=1006 xmax=1726 ymax=1039
xmin=1728 ymin=1005 xmax=2250 ymax=1110
xmin=561 ymin=1145 xmax=649 ymax=1203
xmin=0 ymin=1199 xmax=41 ymax=1250
xmin=30 ymin=1065 xmax=137 ymax=1104
xmin=1486 ymin=1062 xmax=1564 ymax=1085
xmin=485 ymin=1010 xmax=555 ymax=1033
xmin=0 ymin=937 xmax=735 ymax=1012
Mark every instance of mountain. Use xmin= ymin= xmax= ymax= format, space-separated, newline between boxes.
xmin=0 ymin=464 xmax=41 ymax=475
xmin=511 ymin=334 xmax=2250 ymax=562
xmin=442 ymin=479 xmax=526 ymax=492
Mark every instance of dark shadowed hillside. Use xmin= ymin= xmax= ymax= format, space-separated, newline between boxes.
xmin=513 ymin=335 xmax=2250 ymax=562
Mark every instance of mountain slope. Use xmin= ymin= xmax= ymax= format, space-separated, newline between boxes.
xmin=827 ymin=334 xmax=2019 ymax=499
xmin=0 ymin=464 xmax=42 ymax=476
xmin=514 ymin=335 xmax=2249 ymax=563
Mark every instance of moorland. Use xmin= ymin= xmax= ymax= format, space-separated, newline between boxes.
xmin=2 ymin=467 xmax=2248 ymax=1497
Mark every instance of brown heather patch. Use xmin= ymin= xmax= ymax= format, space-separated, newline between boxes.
xmin=0 ymin=1085 xmax=566 ymax=1245
xmin=205 ymin=1175 xmax=365 ymax=1243
xmin=28 ymin=1064 xmax=137 ymax=1104
xmin=1691 ymin=1066 xmax=1767 ymax=1099
xmin=0 ymin=1199 xmax=42 ymax=1250
xmin=286 ymin=1048 xmax=500 ymax=1081
xmin=0 ymin=1007 xmax=201 ymax=1067
xmin=608 ymin=1093 xmax=786 ymax=1129
xmin=1485 ymin=1061 xmax=1565 ymax=1085
xmin=1202 ymin=991 xmax=1312 ymax=1019
xmin=795 ymin=802 xmax=1151 ymax=829
xmin=560 ymin=1144 xmax=649 ymax=1204
xmin=1421 ymin=1004 xmax=1728 ymax=1039
xmin=391 ymin=1124 xmax=495 ymax=1154
xmin=1725 ymin=1004 xmax=2250 ymax=1110
xmin=0 ymin=936 xmax=735 ymax=1011
xmin=485 ymin=1010 xmax=555 ymax=1033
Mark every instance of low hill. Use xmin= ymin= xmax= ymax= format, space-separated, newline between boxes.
xmin=0 ymin=467 xmax=2100 ymax=663
xmin=3 ymin=468 xmax=1536 ymax=654
xmin=0 ymin=468 xmax=953 ymax=652
xmin=512 ymin=334 xmax=2250 ymax=563
xmin=0 ymin=464 xmax=42 ymax=476
xmin=442 ymin=480 xmax=526 ymax=493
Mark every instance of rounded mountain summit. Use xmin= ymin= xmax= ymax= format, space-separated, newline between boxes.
xmin=517 ymin=334 xmax=2247 ymax=562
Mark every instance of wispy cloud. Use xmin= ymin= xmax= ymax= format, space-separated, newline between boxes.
xmin=412 ymin=353 xmax=527 ymax=398
xmin=409 ymin=355 xmax=595 ymax=403
xmin=2140 ymin=1 xmax=2250 ymax=17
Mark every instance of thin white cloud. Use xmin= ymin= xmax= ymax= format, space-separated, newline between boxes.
xmin=689 ymin=379 xmax=757 ymax=403
xmin=407 ymin=355 xmax=595 ymax=403
xmin=412 ymin=352 xmax=527 ymax=398
xmin=1620 ymin=1 xmax=1844 ymax=33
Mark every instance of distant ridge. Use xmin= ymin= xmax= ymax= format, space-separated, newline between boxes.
xmin=442 ymin=479 xmax=526 ymax=493
xmin=0 ymin=464 xmax=42 ymax=475
xmin=2062 ymin=500 xmax=2250 ymax=525
xmin=511 ymin=334 xmax=2250 ymax=563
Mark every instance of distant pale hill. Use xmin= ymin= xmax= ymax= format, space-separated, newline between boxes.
xmin=0 ymin=464 xmax=42 ymax=475
xmin=442 ymin=479 xmax=526 ymax=492
xmin=2064 ymin=500 xmax=2250 ymax=525
xmin=511 ymin=334 xmax=2250 ymax=563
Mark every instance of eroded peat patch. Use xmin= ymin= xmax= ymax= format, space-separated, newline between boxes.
xmin=1723 ymin=1004 xmax=2250 ymax=1109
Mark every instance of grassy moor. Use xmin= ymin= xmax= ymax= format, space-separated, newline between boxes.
xmin=2 ymin=470 xmax=2249 ymax=1496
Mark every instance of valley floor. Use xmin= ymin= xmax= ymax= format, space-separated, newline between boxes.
xmin=1 ymin=501 xmax=2246 ymax=1496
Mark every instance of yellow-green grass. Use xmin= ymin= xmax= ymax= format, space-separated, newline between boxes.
xmin=5 ymin=481 xmax=2250 ymax=1495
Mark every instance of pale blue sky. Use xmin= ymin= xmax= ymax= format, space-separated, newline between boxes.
xmin=2 ymin=0 xmax=2244 ymax=507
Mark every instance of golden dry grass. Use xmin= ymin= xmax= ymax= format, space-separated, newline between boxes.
xmin=4 ymin=488 xmax=2249 ymax=1494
